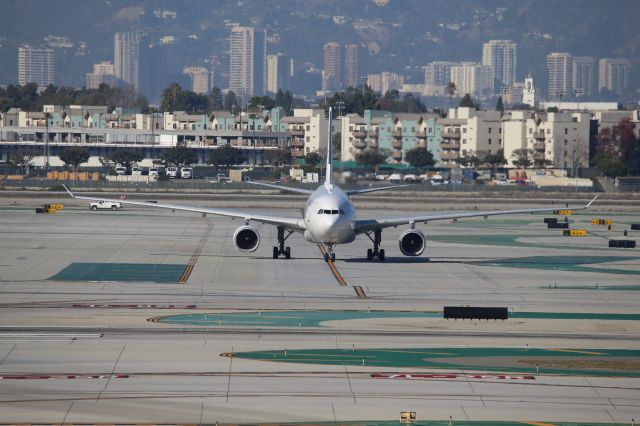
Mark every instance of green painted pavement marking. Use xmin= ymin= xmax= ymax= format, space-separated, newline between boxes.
xmin=475 ymin=255 xmax=640 ymax=275
xmin=50 ymin=262 xmax=186 ymax=283
xmin=430 ymin=233 xmax=639 ymax=252
xmin=157 ymin=310 xmax=640 ymax=328
xmin=231 ymin=347 xmax=640 ymax=377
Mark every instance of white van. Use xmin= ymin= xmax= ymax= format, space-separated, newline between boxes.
xmin=388 ymin=173 xmax=403 ymax=183
xmin=131 ymin=166 xmax=142 ymax=176
xmin=114 ymin=166 xmax=126 ymax=175
xmin=149 ymin=167 xmax=159 ymax=177
xmin=166 ymin=166 xmax=179 ymax=179
xmin=180 ymin=167 xmax=193 ymax=179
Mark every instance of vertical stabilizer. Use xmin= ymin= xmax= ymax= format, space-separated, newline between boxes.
xmin=325 ymin=107 xmax=333 ymax=185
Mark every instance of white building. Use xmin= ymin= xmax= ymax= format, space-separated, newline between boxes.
xmin=266 ymin=53 xmax=292 ymax=94
xmin=183 ymin=67 xmax=210 ymax=94
xmin=598 ymin=58 xmax=631 ymax=97
xmin=281 ymin=109 xmax=327 ymax=159
xmin=18 ymin=46 xmax=54 ymax=87
xmin=424 ymin=61 xmax=456 ymax=96
xmin=229 ymin=26 xmax=267 ymax=96
xmin=114 ymin=32 xmax=140 ymax=90
xmin=86 ymin=61 xmax=117 ymax=89
xmin=367 ymin=72 xmax=404 ymax=94
xmin=482 ymin=40 xmax=517 ymax=87
xmin=450 ymin=62 xmax=494 ymax=98
xmin=522 ymin=73 xmax=536 ymax=107
xmin=546 ymin=52 xmax=572 ymax=100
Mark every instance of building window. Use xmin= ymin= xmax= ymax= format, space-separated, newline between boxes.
xmin=528 ymin=128 xmax=532 ymax=134
xmin=411 ymin=127 xmax=415 ymax=132
xmin=564 ymin=128 xmax=568 ymax=135
xmin=488 ymin=128 xmax=492 ymax=134
xmin=463 ymin=128 xmax=467 ymax=133
xmin=462 ymin=139 xmax=466 ymax=144
xmin=547 ymin=129 xmax=551 ymax=134
xmin=498 ymin=128 xmax=502 ymax=134
xmin=306 ymin=125 xmax=310 ymax=131
xmin=488 ymin=138 xmax=492 ymax=144
xmin=349 ymin=126 xmax=353 ymax=131
xmin=498 ymin=139 xmax=502 ymax=144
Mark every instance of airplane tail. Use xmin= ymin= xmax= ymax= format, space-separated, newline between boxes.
xmin=325 ymin=107 xmax=333 ymax=185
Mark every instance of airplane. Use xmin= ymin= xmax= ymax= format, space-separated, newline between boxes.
xmin=63 ymin=108 xmax=598 ymax=263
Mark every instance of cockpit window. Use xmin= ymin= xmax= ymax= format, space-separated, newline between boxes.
xmin=332 ymin=210 xmax=339 ymax=214
xmin=324 ymin=210 xmax=331 ymax=214
xmin=339 ymin=209 xmax=345 ymax=215
xmin=318 ymin=209 xmax=323 ymax=214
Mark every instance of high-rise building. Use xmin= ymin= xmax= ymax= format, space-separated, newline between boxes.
xmin=424 ymin=61 xmax=456 ymax=86
xmin=598 ymin=58 xmax=631 ymax=97
xmin=322 ymin=42 xmax=342 ymax=92
xmin=546 ymin=52 xmax=572 ymax=100
xmin=183 ymin=67 xmax=210 ymax=94
xmin=266 ymin=53 xmax=292 ymax=93
xmin=572 ymin=56 xmax=595 ymax=98
xmin=482 ymin=40 xmax=517 ymax=88
xmin=343 ymin=43 xmax=359 ymax=89
xmin=367 ymin=72 xmax=404 ymax=94
xmin=114 ymin=32 xmax=140 ymax=90
xmin=229 ymin=26 xmax=267 ymax=97
xmin=450 ymin=62 xmax=494 ymax=98
xmin=85 ymin=61 xmax=117 ymax=89
xmin=18 ymin=46 xmax=54 ymax=87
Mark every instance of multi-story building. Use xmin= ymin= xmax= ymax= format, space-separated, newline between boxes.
xmin=340 ymin=110 xmax=441 ymax=164
xmin=482 ymin=40 xmax=517 ymax=88
xmin=18 ymin=46 xmax=54 ymax=87
xmin=229 ymin=26 xmax=267 ymax=97
xmin=343 ymin=43 xmax=359 ymax=89
xmin=522 ymin=73 xmax=536 ymax=107
xmin=367 ymin=72 xmax=404 ymax=94
xmin=322 ymin=42 xmax=342 ymax=92
xmin=266 ymin=53 xmax=292 ymax=94
xmin=86 ymin=61 xmax=117 ymax=89
xmin=572 ymin=56 xmax=596 ymax=98
xmin=114 ymin=32 xmax=140 ymax=90
xmin=450 ymin=62 xmax=494 ymax=98
xmin=424 ymin=61 xmax=456 ymax=96
xmin=598 ymin=58 xmax=631 ymax=97
xmin=183 ymin=67 xmax=210 ymax=94
xmin=547 ymin=52 xmax=572 ymax=100
xmin=281 ymin=109 xmax=328 ymax=159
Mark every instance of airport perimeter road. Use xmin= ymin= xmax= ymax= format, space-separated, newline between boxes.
xmin=0 ymin=195 xmax=639 ymax=424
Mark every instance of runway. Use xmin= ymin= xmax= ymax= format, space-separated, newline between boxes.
xmin=0 ymin=193 xmax=639 ymax=424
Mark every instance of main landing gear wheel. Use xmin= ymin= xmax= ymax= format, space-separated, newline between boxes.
xmin=365 ymin=229 xmax=385 ymax=262
xmin=273 ymin=226 xmax=293 ymax=259
xmin=324 ymin=252 xmax=336 ymax=262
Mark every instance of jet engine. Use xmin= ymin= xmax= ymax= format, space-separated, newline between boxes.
xmin=398 ymin=229 xmax=426 ymax=256
xmin=233 ymin=225 xmax=260 ymax=252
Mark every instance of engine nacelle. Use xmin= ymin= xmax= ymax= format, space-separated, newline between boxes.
xmin=398 ymin=229 xmax=426 ymax=256
xmin=233 ymin=225 xmax=260 ymax=252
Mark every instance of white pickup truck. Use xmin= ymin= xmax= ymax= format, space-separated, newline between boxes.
xmin=90 ymin=201 xmax=122 ymax=211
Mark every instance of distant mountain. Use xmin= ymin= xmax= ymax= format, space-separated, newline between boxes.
xmin=1 ymin=0 xmax=638 ymax=98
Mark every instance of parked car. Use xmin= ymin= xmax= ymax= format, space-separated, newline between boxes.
xmin=180 ymin=167 xmax=193 ymax=179
xmin=131 ymin=166 xmax=142 ymax=176
xmin=90 ymin=201 xmax=122 ymax=211
xmin=114 ymin=166 xmax=126 ymax=175
xmin=149 ymin=167 xmax=159 ymax=177
xmin=388 ymin=173 xmax=403 ymax=183
xmin=166 ymin=166 xmax=179 ymax=179
xmin=403 ymin=174 xmax=418 ymax=183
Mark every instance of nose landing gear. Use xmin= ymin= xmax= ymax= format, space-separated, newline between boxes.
xmin=323 ymin=244 xmax=336 ymax=262
xmin=365 ymin=229 xmax=385 ymax=261
xmin=273 ymin=226 xmax=293 ymax=259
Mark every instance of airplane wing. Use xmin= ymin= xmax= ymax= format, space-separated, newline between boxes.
xmin=354 ymin=195 xmax=599 ymax=234
xmin=346 ymin=184 xmax=410 ymax=196
xmin=62 ymin=185 xmax=307 ymax=232
xmin=246 ymin=181 xmax=315 ymax=195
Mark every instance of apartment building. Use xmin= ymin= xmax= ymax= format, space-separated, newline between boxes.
xmin=482 ymin=40 xmax=517 ymax=87
xmin=281 ymin=109 xmax=327 ymax=159
xmin=114 ymin=32 xmax=140 ymax=90
xmin=229 ymin=26 xmax=267 ymax=96
xmin=18 ymin=46 xmax=54 ymax=87
xmin=182 ymin=67 xmax=210 ymax=95
xmin=547 ymin=52 xmax=572 ymax=100
xmin=367 ymin=72 xmax=404 ymax=94
xmin=598 ymin=58 xmax=631 ymax=96
xmin=572 ymin=56 xmax=596 ymax=98
xmin=450 ymin=62 xmax=494 ymax=98
xmin=86 ymin=61 xmax=117 ymax=90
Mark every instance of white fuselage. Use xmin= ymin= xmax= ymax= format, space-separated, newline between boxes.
xmin=303 ymin=184 xmax=356 ymax=244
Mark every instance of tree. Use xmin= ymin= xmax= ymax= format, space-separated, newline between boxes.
xmin=495 ymin=96 xmax=504 ymax=114
xmin=248 ymin=95 xmax=275 ymax=111
xmin=210 ymin=87 xmax=224 ymax=110
xmin=594 ymin=152 xmax=627 ymax=177
xmin=58 ymin=147 xmax=90 ymax=170
xmin=161 ymin=145 xmax=198 ymax=167
xmin=224 ymin=91 xmax=239 ymax=113
xmin=304 ymin=151 xmax=323 ymax=168
xmin=457 ymin=151 xmax=480 ymax=167
xmin=355 ymin=149 xmax=389 ymax=175
xmin=263 ymin=146 xmax=290 ymax=167
xmin=109 ymin=149 xmax=144 ymax=170
xmin=511 ymin=148 xmax=534 ymax=169
xmin=161 ymin=83 xmax=182 ymax=112
xmin=459 ymin=93 xmax=478 ymax=109
xmin=404 ymin=147 xmax=435 ymax=172
xmin=274 ymin=89 xmax=294 ymax=115
xmin=483 ymin=149 xmax=507 ymax=171
xmin=332 ymin=132 xmax=341 ymax=159
xmin=208 ymin=144 xmax=244 ymax=168
xmin=446 ymin=81 xmax=456 ymax=107
xmin=8 ymin=148 xmax=39 ymax=174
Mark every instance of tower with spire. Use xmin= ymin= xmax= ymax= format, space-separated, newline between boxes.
xmin=523 ymin=72 xmax=536 ymax=107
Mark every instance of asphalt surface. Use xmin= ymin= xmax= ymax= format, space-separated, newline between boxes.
xmin=0 ymin=193 xmax=639 ymax=424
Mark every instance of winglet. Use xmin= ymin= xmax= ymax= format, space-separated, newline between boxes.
xmin=585 ymin=194 xmax=599 ymax=208
xmin=61 ymin=184 xmax=74 ymax=198
xmin=324 ymin=107 xmax=333 ymax=186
